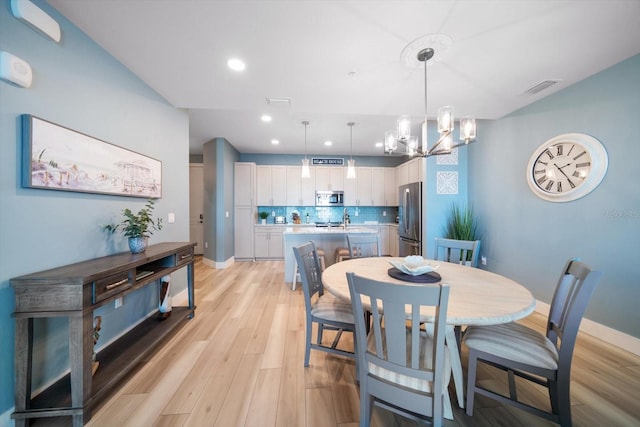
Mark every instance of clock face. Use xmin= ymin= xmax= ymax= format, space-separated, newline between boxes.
xmin=526 ymin=133 xmax=608 ymax=202
xmin=532 ymin=142 xmax=592 ymax=194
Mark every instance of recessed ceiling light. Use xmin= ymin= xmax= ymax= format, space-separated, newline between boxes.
xmin=261 ymin=115 xmax=272 ymax=122
xmin=271 ymin=139 xmax=279 ymax=145
xmin=227 ymin=58 xmax=245 ymax=71
xmin=324 ymin=140 xmax=333 ymax=146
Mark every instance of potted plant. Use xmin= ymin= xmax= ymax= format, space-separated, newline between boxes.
xmin=104 ymin=199 xmax=163 ymax=253
xmin=444 ymin=203 xmax=479 ymax=265
xmin=259 ymin=211 xmax=269 ymax=224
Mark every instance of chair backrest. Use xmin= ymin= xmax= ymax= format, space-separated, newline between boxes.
xmin=347 ymin=233 xmax=381 ymax=258
xmin=346 ymin=272 xmax=450 ymax=419
xmin=547 ymin=259 xmax=602 ymax=369
xmin=435 ymin=237 xmax=481 ymax=267
xmin=292 ymin=241 xmax=324 ymax=312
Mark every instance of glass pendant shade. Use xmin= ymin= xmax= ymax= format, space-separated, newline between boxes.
xmin=384 ymin=130 xmax=398 ymax=152
xmin=301 ymin=158 xmax=310 ymax=178
xmin=437 ymin=106 xmax=454 ymax=134
xmin=406 ymin=136 xmax=419 ymax=156
xmin=397 ymin=116 xmax=411 ymax=141
xmin=442 ymin=133 xmax=453 ymax=152
xmin=346 ymin=159 xmax=356 ymax=179
xmin=460 ymin=117 xmax=477 ymax=142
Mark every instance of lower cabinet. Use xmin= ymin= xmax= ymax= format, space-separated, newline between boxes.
xmin=254 ymin=227 xmax=284 ymax=259
xmin=389 ymin=225 xmax=399 ymax=257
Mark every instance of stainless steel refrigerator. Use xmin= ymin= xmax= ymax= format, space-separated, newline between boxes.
xmin=398 ymin=182 xmax=422 ymax=256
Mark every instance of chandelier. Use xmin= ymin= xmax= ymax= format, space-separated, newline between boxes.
xmin=384 ymin=41 xmax=477 ymax=157
xmin=301 ymin=120 xmax=310 ymax=178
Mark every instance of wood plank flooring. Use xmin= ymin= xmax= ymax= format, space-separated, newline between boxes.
xmin=80 ymin=258 xmax=640 ymax=427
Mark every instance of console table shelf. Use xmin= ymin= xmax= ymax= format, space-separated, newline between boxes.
xmin=11 ymin=242 xmax=196 ymax=427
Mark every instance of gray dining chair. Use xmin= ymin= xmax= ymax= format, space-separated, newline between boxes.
xmin=346 ymin=233 xmax=381 ymax=259
xmin=346 ymin=272 xmax=452 ymax=426
xmin=434 ymin=237 xmax=481 ymax=267
xmin=293 ymin=241 xmax=356 ymax=367
xmin=464 ymin=258 xmax=602 ymax=426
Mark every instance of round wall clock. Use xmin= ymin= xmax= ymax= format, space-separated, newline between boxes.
xmin=526 ymin=133 xmax=608 ymax=202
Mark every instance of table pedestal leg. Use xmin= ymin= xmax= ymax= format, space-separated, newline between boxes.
xmin=423 ymin=323 xmax=465 ymax=409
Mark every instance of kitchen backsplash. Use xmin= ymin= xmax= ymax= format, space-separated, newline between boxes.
xmin=256 ymin=206 xmax=399 ymax=225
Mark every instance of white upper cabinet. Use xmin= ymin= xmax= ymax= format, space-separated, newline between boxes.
xmin=316 ymin=166 xmax=344 ymax=191
xmin=286 ymin=165 xmax=316 ymax=206
xmin=234 ymin=162 xmax=255 ymax=206
xmin=256 ymin=165 xmax=287 ymax=206
xmin=346 ymin=167 xmax=394 ymax=206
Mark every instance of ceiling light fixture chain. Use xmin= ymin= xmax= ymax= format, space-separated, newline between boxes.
xmin=384 ymin=42 xmax=477 ymax=157
xmin=301 ymin=120 xmax=311 ymax=178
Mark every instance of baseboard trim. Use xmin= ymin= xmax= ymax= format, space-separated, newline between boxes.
xmin=535 ymin=301 xmax=640 ymax=356
xmin=202 ymin=256 xmax=235 ymax=269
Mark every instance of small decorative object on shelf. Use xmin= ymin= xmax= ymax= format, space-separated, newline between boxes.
xmin=159 ymin=275 xmax=172 ymax=320
xmin=104 ymin=199 xmax=163 ymax=253
xmin=92 ymin=316 xmax=102 ymax=376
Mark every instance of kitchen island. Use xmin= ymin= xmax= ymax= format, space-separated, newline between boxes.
xmin=283 ymin=226 xmax=378 ymax=284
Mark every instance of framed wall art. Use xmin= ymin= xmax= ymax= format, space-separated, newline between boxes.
xmin=22 ymin=115 xmax=162 ymax=198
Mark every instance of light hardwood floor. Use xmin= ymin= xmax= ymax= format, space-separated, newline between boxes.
xmin=80 ymin=258 xmax=639 ymax=427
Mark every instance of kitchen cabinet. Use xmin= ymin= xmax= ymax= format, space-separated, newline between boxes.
xmin=346 ymin=167 xmax=393 ymax=206
xmin=396 ymin=157 xmax=425 ymax=187
xmin=315 ymin=166 xmax=344 ymax=191
xmin=254 ymin=226 xmax=284 ymax=259
xmin=234 ymin=162 xmax=256 ymax=260
xmin=389 ymin=225 xmax=399 ymax=257
xmin=286 ymin=165 xmax=316 ymax=206
xmin=256 ymin=165 xmax=287 ymax=206
xmin=384 ymin=167 xmax=398 ymax=206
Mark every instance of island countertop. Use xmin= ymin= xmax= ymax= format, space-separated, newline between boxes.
xmin=283 ymin=226 xmax=378 ymax=235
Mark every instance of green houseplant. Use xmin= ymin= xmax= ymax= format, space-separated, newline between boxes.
xmin=444 ymin=203 xmax=478 ymax=241
xmin=259 ymin=211 xmax=269 ymax=224
xmin=105 ymin=199 xmax=163 ymax=253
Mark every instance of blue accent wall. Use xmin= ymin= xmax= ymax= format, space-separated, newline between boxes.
xmin=469 ymin=54 xmax=640 ymax=337
xmin=0 ymin=1 xmax=190 ymax=420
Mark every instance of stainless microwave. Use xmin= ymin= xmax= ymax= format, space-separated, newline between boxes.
xmin=316 ymin=190 xmax=344 ymax=206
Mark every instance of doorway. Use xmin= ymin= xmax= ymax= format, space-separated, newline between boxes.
xmin=189 ymin=164 xmax=204 ymax=255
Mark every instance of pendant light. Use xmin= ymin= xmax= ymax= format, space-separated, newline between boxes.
xmin=346 ymin=122 xmax=356 ymax=179
xmin=301 ymin=120 xmax=310 ymax=178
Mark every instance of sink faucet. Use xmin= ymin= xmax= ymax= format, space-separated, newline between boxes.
xmin=343 ymin=208 xmax=349 ymax=228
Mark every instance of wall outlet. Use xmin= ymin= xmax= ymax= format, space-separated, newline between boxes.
xmin=205 ymin=241 xmax=208 ymax=249
xmin=114 ymin=296 xmax=123 ymax=309
xmin=167 ymin=213 xmax=175 ymax=223
xmin=481 ymin=256 xmax=487 ymax=266
xmin=383 ymin=211 xmax=387 ymax=216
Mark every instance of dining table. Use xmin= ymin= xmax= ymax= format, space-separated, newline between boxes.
xmin=321 ymin=256 xmax=536 ymax=411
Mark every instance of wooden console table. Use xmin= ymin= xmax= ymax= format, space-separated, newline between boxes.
xmin=11 ymin=242 xmax=196 ymax=426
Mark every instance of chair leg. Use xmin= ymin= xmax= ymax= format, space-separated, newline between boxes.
xmin=360 ymin=388 xmax=372 ymax=427
xmin=465 ymin=348 xmax=479 ymax=416
xmin=554 ymin=378 xmax=573 ymax=427
xmin=291 ymin=258 xmax=298 ymax=291
xmin=304 ymin=320 xmax=313 ymax=367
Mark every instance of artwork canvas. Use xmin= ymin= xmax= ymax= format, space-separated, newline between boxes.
xmin=22 ymin=115 xmax=162 ymax=198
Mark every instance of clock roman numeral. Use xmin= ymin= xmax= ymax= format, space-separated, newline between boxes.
xmin=567 ymin=144 xmax=575 ymax=156
xmin=545 ymin=180 xmax=554 ymax=191
xmin=573 ymin=151 xmax=587 ymax=160
xmin=537 ymin=175 xmax=548 ymax=185
xmin=557 ymin=145 xmax=563 ymax=156
xmin=545 ymin=149 xmax=554 ymax=160
xmin=557 ymin=181 xmax=563 ymax=192
xmin=576 ymin=162 xmax=591 ymax=168
xmin=572 ymin=171 xmax=586 ymax=179
xmin=534 ymin=169 xmax=546 ymax=175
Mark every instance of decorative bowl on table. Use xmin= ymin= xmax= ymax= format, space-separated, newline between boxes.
xmin=389 ymin=255 xmax=439 ymax=276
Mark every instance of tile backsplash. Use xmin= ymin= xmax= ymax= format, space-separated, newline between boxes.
xmin=256 ymin=206 xmax=398 ymax=225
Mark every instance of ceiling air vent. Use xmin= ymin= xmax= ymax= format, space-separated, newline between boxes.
xmin=265 ymin=97 xmax=291 ymax=107
xmin=523 ymin=79 xmax=561 ymax=95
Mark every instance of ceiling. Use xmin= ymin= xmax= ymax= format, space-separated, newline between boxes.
xmin=48 ymin=0 xmax=640 ymax=157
